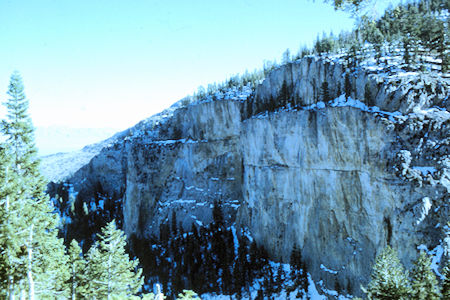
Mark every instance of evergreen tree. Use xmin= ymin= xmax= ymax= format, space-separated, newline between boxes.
xmin=442 ymin=259 xmax=450 ymax=299
xmin=0 ymin=72 xmax=69 ymax=299
xmin=177 ymin=290 xmax=200 ymax=299
xmin=82 ymin=220 xmax=143 ymax=299
xmin=290 ymin=244 xmax=308 ymax=297
xmin=403 ymin=36 xmax=412 ymax=68
xmin=345 ymin=73 xmax=352 ymax=99
xmin=363 ymin=246 xmax=411 ymax=299
xmin=348 ymin=44 xmax=358 ymax=70
xmin=410 ymin=251 xmax=440 ymax=299
xmin=274 ymin=263 xmax=284 ymax=293
xmin=282 ymin=48 xmax=291 ymax=65
xmin=67 ymin=240 xmax=86 ymax=300
xmin=279 ymin=80 xmax=290 ymax=107
xmin=434 ymin=20 xmax=449 ymax=73
xmin=364 ymin=82 xmax=374 ymax=106
xmin=0 ymin=145 xmax=22 ymax=300
xmin=171 ymin=210 xmax=178 ymax=236
xmin=212 ymin=200 xmax=224 ymax=228
xmin=321 ymin=81 xmax=331 ymax=102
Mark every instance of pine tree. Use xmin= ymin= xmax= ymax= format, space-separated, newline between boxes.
xmin=403 ymin=37 xmax=412 ymax=68
xmin=0 ymin=145 xmax=22 ymax=300
xmin=345 ymin=73 xmax=352 ymax=99
xmin=442 ymin=259 xmax=450 ymax=299
xmin=82 ymin=220 xmax=143 ymax=299
xmin=290 ymin=244 xmax=308 ymax=297
xmin=0 ymin=72 xmax=69 ymax=299
xmin=363 ymin=246 xmax=411 ymax=299
xmin=279 ymin=80 xmax=290 ymax=107
xmin=274 ymin=263 xmax=284 ymax=293
xmin=171 ymin=210 xmax=178 ymax=236
xmin=67 ymin=240 xmax=86 ymax=300
xmin=321 ymin=81 xmax=331 ymax=102
xmin=177 ymin=290 xmax=200 ymax=299
xmin=410 ymin=251 xmax=440 ymax=299
xmin=364 ymin=82 xmax=374 ymax=106
xmin=434 ymin=21 xmax=449 ymax=73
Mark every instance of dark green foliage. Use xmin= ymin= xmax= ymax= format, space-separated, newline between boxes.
xmin=403 ymin=37 xmax=411 ymax=68
xmin=345 ymin=73 xmax=352 ymax=99
xmin=442 ymin=259 xmax=450 ymax=299
xmin=331 ymin=0 xmax=365 ymax=11
xmin=410 ymin=251 xmax=441 ymax=299
xmin=290 ymin=244 xmax=308 ymax=297
xmin=348 ymin=44 xmax=358 ymax=70
xmin=274 ymin=263 xmax=285 ymax=293
xmin=279 ymin=80 xmax=291 ymax=107
xmin=364 ymin=82 xmax=374 ymax=106
xmin=67 ymin=240 xmax=85 ymax=299
xmin=315 ymin=32 xmax=336 ymax=55
xmin=177 ymin=290 xmax=200 ymax=299
xmin=362 ymin=18 xmax=384 ymax=61
xmin=321 ymin=81 xmax=331 ymax=102
xmin=171 ymin=210 xmax=178 ymax=236
xmin=130 ymin=199 xmax=310 ymax=298
xmin=212 ymin=200 xmax=224 ymax=227
xmin=82 ymin=220 xmax=143 ymax=299
xmin=363 ymin=246 xmax=411 ymax=299
xmin=0 ymin=72 xmax=69 ymax=299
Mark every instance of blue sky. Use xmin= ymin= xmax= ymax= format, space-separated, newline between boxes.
xmin=0 ymin=0 xmax=364 ymax=129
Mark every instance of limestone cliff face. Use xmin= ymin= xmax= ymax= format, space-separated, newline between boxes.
xmin=237 ymin=57 xmax=449 ymax=293
xmin=122 ymin=100 xmax=243 ymax=238
xmin=50 ymin=56 xmax=449 ymax=296
xmin=237 ymin=107 xmax=447 ymax=292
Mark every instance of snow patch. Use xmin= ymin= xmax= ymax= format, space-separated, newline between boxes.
xmin=320 ymin=264 xmax=338 ymax=275
xmin=412 ymin=166 xmax=437 ymax=175
xmin=416 ymin=244 xmax=445 ymax=279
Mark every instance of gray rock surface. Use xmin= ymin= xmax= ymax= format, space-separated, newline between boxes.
xmin=44 ymin=56 xmax=449 ymax=296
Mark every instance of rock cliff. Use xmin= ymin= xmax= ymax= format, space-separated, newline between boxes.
xmin=46 ymin=56 xmax=449 ymax=296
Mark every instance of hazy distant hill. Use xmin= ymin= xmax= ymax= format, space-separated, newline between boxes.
xmin=35 ymin=126 xmax=119 ymax=156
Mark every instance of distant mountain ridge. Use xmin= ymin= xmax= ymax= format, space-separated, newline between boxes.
xmin=35 ymin=126 xmax=120 ymax=156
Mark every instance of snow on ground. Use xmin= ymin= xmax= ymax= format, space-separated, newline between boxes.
xmin=412 ymin=166 xmax=437 ymax=176
xmin=200 ymin=260 xmax=350 ymax=300
xmin=200 ymin=272 xmax=339 ymax=300
xmin=320 ymin=264 xmax=339 ymax=275
xmin=417 ymin=243 xmax=445 ymax=279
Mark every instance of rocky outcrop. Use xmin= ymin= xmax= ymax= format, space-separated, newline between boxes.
xmin=237 ymin=106 xmax=448 ymax=293
xmin=46 ymin=56 xmax=449 ymax=296
xmin=122 ymin=100 xmax=243 ymax=238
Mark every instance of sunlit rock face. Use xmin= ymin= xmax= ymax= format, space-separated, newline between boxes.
xmin=238 ymin=58 xmax=448 ymax=294
xmin=122 ymin=100 xmax=244 ymax=238
xmin=237 ymin=107 xmax=445 ymax=292
xmin=50 ymin=57 xmax=449 ymax=296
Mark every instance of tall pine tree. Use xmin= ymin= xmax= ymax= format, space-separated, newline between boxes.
xmin=82 ymin=220 xmax=143 ymax=299
xmin=67 ymin=240 xmax=86 ymax=300
xmin=363 ymin=246 xmax=411 ymax=299
xmin=442 ymin=259 xmax=450 ymax=299
xmin=0 ymin=72 xmax=69 ymax=299
xmin=410 ymin=251 xmax=440 ymax=299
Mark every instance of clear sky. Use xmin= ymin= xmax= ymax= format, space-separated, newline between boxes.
xmin=0 ymin=0 xmax=362 ymax=130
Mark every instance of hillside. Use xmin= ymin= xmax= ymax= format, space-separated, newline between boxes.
xmin=42 ymin=1 xmax=450 ymax=298
xmin=43 ymin=51 xmax=449 ymax=297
